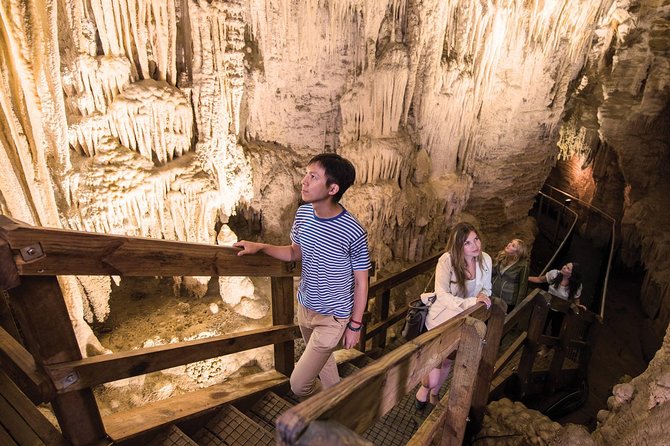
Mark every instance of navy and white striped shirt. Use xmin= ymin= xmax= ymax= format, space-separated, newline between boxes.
xmin=290 ymin=204 xmax=371 ymax=318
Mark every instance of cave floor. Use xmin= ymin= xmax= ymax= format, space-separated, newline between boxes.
xmin=556 ymin=265 xmax=648 ymax=428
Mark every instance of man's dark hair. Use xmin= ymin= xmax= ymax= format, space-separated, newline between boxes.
xmin=309 ymin=153 xmax=356 ymax=202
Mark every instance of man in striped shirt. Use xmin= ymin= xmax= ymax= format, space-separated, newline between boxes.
xmin=234 ymin=153 xmax=371 ymax=398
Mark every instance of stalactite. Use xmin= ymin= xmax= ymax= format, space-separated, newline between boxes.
xmin=249 ymin=0 xmax=398 ymax=70
xmin=63 ymin=54 xmax=133 ymax=117
xmin=340 ymin=46 xmax=409 ymax=144
xmin=340 ymin=136 xmax=413 ymax=186
xmin=88 ymin=0 xmax=177 ymax=84
xmin=417 ymin=0 xmax=610 ymax=175
xmin=68 ymin=136 xmax=224 ymax=243
xmin=188 ymin=0 xmax=253 ymax=217
xmin=107 ymin=79 xmax=193 ymax=165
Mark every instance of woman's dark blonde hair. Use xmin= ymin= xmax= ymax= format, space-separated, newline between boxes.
xmin=447 ymin=222 xmax=485 ymax=296
xmin=494 ymin=238 xmax=528 ymax=268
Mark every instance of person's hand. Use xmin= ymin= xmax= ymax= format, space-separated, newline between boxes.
xmin=343 ymin=326 xmax=361 ymax=349
xmin=233 ymin=240 xmax=262 ymax=256
xmin=476 ymin=293 xmax=491 ymax=309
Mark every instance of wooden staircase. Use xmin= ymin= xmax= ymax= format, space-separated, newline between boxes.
xmin=143 ymin=350 xmax=439 ymax=446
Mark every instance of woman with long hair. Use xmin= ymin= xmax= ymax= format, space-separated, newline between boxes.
xmin=415 ymin=222 xmax=492 ymax=410
xmin=492 ymin=239 xmax=529 ymax=313
xmin=528 ymin=262 xmax=584 ymax=353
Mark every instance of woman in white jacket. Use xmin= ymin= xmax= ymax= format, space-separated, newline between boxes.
xmin=415 ymin=222 xmax=492 ymax=409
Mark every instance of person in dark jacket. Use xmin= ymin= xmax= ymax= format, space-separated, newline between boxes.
xmin=492 ymin=239 xmax=529 ymax=313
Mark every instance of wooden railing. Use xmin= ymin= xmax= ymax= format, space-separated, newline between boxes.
xmin=363 ymin=251 xmax=443 ymax=350
xmin=0 ymin=201 xmax=604 ymax=446
xmin=490 ymin=289 xmax=601 ymax=404
xmin=0 ymin=216 xmax=501 ymax=446
xmin=0 ymin=215 xmax=300 ymax=445
xmin=277 ymin=300 xmax=507 ymax=446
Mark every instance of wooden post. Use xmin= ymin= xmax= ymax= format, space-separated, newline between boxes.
xmin=468 ymin=299 xmax=506 ymax=436
xmin=272 ymin=276 xmax=295 ymax=376
xmin=546 ymin=306 xmax=574 ymax=394
xmin=7 ymin=276 xmax=107 ymax=446
xmin=516 ymin=293 xmax=550 ymax=398
xmin=356 ymin=311 xmax=372 ymax=352
xmin=372 ymin=290 xmax=390 ymax=350
xmin=440 ymin=318 xmax=486 ymax=446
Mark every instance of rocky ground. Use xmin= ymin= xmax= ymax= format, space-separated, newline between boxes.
xmin=91 ymin=275 xmax=275 ymax=415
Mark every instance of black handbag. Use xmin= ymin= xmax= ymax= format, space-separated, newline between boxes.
xmin=401 ymin=273 xmax=436 ymax=341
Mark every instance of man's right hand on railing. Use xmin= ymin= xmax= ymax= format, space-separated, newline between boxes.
xmin=233 ymin=240 xmax=302 ymax=262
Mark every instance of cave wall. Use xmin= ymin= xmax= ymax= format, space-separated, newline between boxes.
xmin=554 ymin=0 xmax=670 ymax=355
xmin=496 ymin=1 xmax=670 ymax=442
xmin=0 ymin=0 xmax=617 ymax=335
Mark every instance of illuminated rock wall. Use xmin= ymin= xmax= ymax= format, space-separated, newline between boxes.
xmin=0 ymin=0 xmax=636 ymax=340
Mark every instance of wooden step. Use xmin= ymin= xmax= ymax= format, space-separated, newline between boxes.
xmin=104 ymin=369 xmax=287 ymax=443
xmin=193 ymin=405 xmax=274 ymax=446
xmin=246 ymin=391 xmax=294 ymax=433
xmin=148 ymin=425 xmax=198 ymax=446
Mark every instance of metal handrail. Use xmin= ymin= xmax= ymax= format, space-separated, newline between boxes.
xmin=536 ymin=192 xmax=579 ymax=277
xmin=541 ymin=185 xmax=616 ymax=319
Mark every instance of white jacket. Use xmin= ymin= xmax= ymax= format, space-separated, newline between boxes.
xmin=425 ymin=251 xmax=492 ymax=330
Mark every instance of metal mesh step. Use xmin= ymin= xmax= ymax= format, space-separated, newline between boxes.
xmin=247 ymin=391 xmax=294 ymax=433
xmin=363 ymin=386 xmax=422 ymax=446
xmin=193 ymin=405 xmax=274 ymax=446
xmin=363 ymin=377 xmax=452 ymax=445
xmin=338 ymin=361 xmax=360 ymax=378
xmin=148 ymin=425 xmax=198 ymax=446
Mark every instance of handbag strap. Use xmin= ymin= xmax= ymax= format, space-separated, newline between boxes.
xmin=423 ymin=271 xmax=436 ymax=293
xmin=423 ymin=271 xmax=437 ymax=305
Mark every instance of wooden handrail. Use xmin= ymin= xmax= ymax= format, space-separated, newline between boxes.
xmin=0 ymin=216 xmax=299 ymax=445
xmin=276 ymin=303 xmax=488 ymax=445
xmin=0 ymin=216 xmax=298 ymax=278
xmin=502 ymin=289 xmax=540 ymax=337
xmin=408 ymin=319 xmax=487 ymax=446
xmin=44 ymin=325 xmax=301 ymax=392
xmin=366 ymin=250 xmax=443 ymax=349
xmin=368 ymin=251 xmax=443 ymax=296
